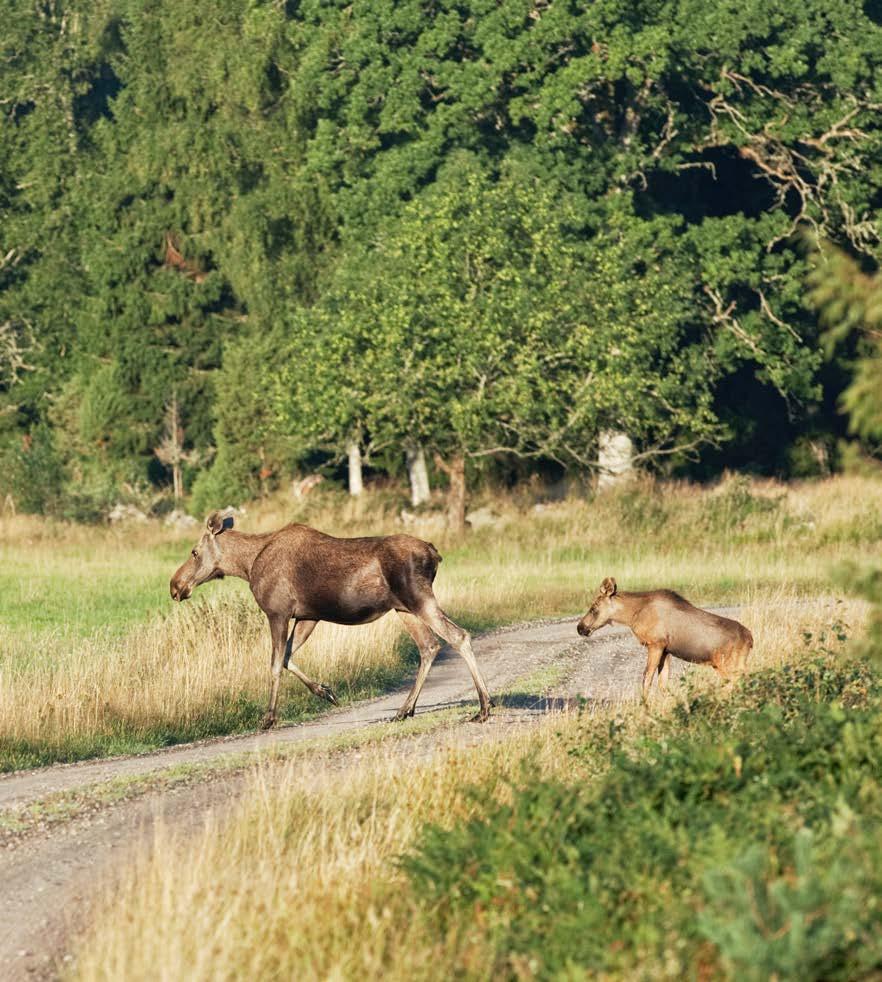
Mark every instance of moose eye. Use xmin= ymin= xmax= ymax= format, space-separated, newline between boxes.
xmin=191 ymin=549 xmax=198 ymax=558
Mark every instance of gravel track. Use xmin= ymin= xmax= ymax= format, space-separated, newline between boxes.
xmin=0 ymin=610 xmax=735 ymax=979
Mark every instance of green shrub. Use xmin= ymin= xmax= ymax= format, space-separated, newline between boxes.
xmin=0 ymin=425 xmax=65 ymax=514
xmin=189 ymin=446 xmax=255 ymax=517
xmin=702 ymin=475 xmax=782 ymax=534
xmin=403 ymin=660 xmax=882 ymax=979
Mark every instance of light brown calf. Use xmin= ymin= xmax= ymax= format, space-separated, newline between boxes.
xmin=577 ymin=577 xmax=752 ymax=697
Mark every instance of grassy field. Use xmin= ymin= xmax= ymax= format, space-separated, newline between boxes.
xmin=2 ymin=474 xmax=881 ymax=771
xmin=70 ymin=594 xmax=876 ymax=981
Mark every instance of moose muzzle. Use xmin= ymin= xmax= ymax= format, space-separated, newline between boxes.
xmin=170 ymin=576 xmax=192 ymax=601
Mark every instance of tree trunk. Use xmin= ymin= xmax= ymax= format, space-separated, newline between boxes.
xmin=172 ymin=461 xmax=182 ymax=502
xmin=597 ymin=430 xmax=635 ymax=490
xmin=445 ymin=454 xmax=466 ymax=531
xmin=347 ymin=441 xmax=364 ymax=496
xmin=406 ymin=445 xmax=431 ymax=507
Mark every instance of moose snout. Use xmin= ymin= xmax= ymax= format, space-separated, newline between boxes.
xmin=170 ymin=578 xmax=191 ymax=602
xmin=577 ymin=620 xmax=592 ymax=637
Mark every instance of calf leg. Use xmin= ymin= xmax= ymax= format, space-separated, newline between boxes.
xmin=642 ymin=644 xmax=664 ymax=700
xmin=417 ymin=600 xmax=492 ymax=722
xmin=393 ymin=611 xmax=442 ymax=721
xmin=657 ymin=651 xmax=671 ymax=692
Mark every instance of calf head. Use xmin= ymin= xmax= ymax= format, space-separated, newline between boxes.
xmin=577 ymin=577 xmax=618 ymax=637
xmin=170 ymin=510 xmax=235 ymax=601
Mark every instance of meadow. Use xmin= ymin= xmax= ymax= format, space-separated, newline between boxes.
xmin=71 ymin=596 xmax=876 ymax=981
xmin=2 ymin=474 xmax=881 ymax=772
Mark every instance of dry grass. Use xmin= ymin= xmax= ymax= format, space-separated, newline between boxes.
xmin=3 ymin=474 xmax=880 ymax=768
xmin=70 ymin=592 xmax=867 ymax=982
xmin=0 ymin=598 xmax=406 ymax=767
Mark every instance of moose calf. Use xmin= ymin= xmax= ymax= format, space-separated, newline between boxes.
xmin=577 ymin=577 xmax=752 ymax=697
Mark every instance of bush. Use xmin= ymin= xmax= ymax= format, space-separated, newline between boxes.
xmin=189 ymin=447 xmax=255 ymax=518
xmin=402 ymin=660 xmax=882 ymax=979
xmin=0 ymin=425 xmax=66 ymax=515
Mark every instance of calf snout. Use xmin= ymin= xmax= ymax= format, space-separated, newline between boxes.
xmin=577 ymin=619 xmax=592 ymax=637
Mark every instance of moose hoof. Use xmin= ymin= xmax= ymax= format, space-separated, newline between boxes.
xmin=260 ymin=713 xmax=277 ymax=731
xmin=470 ymin=707 xmax=491 ymax=724
xmin=317 ymin=684 xmax=339 ymax=706
xmin=392 ymin=708 xmax=415 ymax=722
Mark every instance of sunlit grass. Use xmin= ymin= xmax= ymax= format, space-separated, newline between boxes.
xmin=2 ymin=474 xmax=880 ymax=770
xmin=70 ymin=593 xmax=866 ymax=982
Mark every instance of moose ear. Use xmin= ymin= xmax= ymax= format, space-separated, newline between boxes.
xmin=206 ymin=509 xmax=235 ymax=535
xmin=600 ymin=576 xmax=617 ymax=597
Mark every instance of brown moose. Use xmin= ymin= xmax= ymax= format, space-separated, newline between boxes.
xmin=577 ymin=577 xmax=753 ymax=696
xmin=170 ymin=510 xmax=492 ymax=728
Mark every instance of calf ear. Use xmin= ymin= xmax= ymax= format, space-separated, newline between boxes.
xmin=206 ymin=510 xmax=235 ymax=535
xmin=600 ymin=576 xmax=617 ymax=597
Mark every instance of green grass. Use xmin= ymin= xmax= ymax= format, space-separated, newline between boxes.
xmin=0 ymin=539 xmax=185 ymax=639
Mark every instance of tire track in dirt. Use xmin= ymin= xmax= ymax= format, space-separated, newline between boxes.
xmin=0 ymin=611 xmax=734 ymax=979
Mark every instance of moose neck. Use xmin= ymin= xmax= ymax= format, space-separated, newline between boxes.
xmin=216 ymin=530 xmax=272 ymax=581
xmin=611 ymin=592 xmax=647 ymax=628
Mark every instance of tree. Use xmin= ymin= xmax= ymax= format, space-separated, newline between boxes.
xmin=808 ymin=244 xmax=882 ymax=446
xmin=309 ymin=160 xmax=718 ymax=527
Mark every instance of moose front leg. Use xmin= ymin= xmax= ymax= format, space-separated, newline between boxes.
xmin=262 ymin=616 xmax=337 ymax=730
xmin=642 ymin=644 xmax=664 ymax=701
xmin=657 ymin=651 xmax=671 ymax=692
xmin=262 ymin=614 xmax=291 ymax=730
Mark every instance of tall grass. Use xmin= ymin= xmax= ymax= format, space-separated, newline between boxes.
xmin=3 ymin=474 xmax=880 ymax=770
xmin=70 ymin=596 xmax=868 ymax=982
xmin=0 ymin=597 xmax=408 ymax=771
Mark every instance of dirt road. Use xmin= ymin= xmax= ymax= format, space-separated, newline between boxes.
xmin=0 ymin=613 xmax=721 ymax=979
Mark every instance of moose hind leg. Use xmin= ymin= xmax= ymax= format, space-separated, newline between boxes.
xmin=393 ymin=611 xmax=442 ymax=721
xmin=284 ymin=619 xmax=338 ymax=706
xmin=418 ymin=600 xmax=492 ymax=721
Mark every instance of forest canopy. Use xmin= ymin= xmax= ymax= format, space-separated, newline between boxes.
xmin=2 ymin=0 xmax=882 ymax=520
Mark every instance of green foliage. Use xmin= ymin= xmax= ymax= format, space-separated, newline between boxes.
xmin=280 ymin=161 xmax=719 ymax=468
xmin=6 ymin=0 xmax=882 ymax=508
xmin=403 ymin=657 xmax=882 ymax=978
xmin=0 ymin=426 xmax=65 ymax=515
xmin=193 ymin=328 xmax=297 ymax=513
xmin=809 ymin=243 xmax=882 ymax=445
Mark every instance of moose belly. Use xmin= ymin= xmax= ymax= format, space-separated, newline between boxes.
xmin=666 ymin=627 xmax=730 ymax=663
xmin=668 ymin=642 xmax=713 ymax=664
xmin=296 ymin=596 xmax=390 ymax=626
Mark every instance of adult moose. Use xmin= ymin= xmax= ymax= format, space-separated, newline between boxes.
xmin=577 ymin=577 xmax=752 ymax=697
xmin=170 ymin=510 xmax=492 ymax=728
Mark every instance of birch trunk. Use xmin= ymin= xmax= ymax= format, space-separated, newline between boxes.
xmin=347 ymin=441 xmax=364 ymax=496
xmin=406 ymin=445 xmax=431 ymax=506
xmin=597 ymin=430 xmax=635 ymax=490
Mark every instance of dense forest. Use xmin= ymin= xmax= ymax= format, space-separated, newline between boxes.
xmin=2 ymin=0 xmax=882 ymax=524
